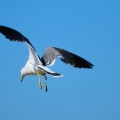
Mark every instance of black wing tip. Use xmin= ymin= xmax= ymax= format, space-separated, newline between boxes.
xmin=76 ymin=62 xmax=94 ymax=69
xmin=74 ymin=64 xmax=94 ymax=69
xmin=87 ymin=64 xmax=94 ymax=69
xmin=86 ymin=62 xmax=94 ymax=69
xmin=0 ymin=25 xmax=34 ymax=49
xmin=53 ymin=47 xmax=94 ymax=69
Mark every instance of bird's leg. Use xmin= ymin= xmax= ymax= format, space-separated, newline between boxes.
xmin=44 ymin=76 xmax=48 ymax=92
xmin=38 ymin=73 xmax=42 ymax=89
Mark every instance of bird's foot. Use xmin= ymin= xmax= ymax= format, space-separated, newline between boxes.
xmin=44 ymin=76 xmax=48 ymax=92
xmin=39 ymin=82 xmax=43 ymax=89
xmin=38 ymin=81 xmax=43 ymax=89
xmin=45 ymin=84 xmax=48 ymax=92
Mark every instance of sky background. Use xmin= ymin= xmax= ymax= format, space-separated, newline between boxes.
xmin=0 ymin=0 xmax=120 ymax=120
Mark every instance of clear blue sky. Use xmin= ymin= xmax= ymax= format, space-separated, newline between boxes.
xmin=0 ymin=0 xmax=120 ymax=120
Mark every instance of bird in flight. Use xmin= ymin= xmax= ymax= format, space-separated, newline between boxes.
xmin=0 ymin=25 xmax=94 ymax=92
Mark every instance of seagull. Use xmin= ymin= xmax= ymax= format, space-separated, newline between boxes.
xmin=0 ymin=25 xmax=94 ymax=92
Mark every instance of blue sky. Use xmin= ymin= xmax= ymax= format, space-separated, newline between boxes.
xmin=0 ymin=0 xmax=120 ymax=120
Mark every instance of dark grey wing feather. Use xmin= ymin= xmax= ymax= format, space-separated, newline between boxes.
xmin=54 ymin=47 xmax=93 ymax=68
xmin=41 ymin=47 xmax=94 ymax=69
xmin=0 ymin=25 xmax=35 ymax=50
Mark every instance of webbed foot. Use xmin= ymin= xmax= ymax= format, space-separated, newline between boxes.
xmin=39 ymin=82 xmax=43 ymax=89
xmin=44 ymin=76 xmax=48 ymax=92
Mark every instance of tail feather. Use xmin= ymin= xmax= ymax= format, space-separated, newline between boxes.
xmin=47 ymin=72 xmax=63 ymax=77
xmin=37 ymin=65 xmax=63 ymax=77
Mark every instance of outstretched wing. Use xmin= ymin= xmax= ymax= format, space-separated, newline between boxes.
xmin=0 ymin=25 xmax=42 ymax=65
xmin=41 ymin=47 xmax=94 ymax=69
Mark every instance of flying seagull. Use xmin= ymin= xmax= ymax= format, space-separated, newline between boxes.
xmin=0 ymin=25 xmax=94 ymax=92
